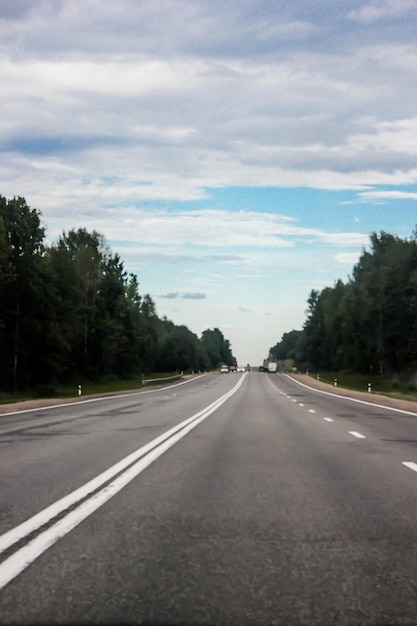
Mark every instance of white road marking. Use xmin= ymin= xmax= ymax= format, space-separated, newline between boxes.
xmin=402 ymin=462 xmax=417 ymax=473
xmin=308 ymin=409 xmax=316 ymax=414
xmin=292 ymin=399 xmax=297 ymax=402
xmin=0 ymin=374 xmax=247 ymax=591
xmin=323 ymin=417 xmax=334 ymax=422
xmin=0 ymin=375 xmax=207 ymax=417
xmin=349 ymin=431 xmax=366 ymax=439
xmin=299 ymin=403 xmax=304 ymax=407
xmin=285 ymin=374 xmax=417 ymax=417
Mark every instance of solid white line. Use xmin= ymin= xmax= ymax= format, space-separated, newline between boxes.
xmin=402 ymin=462 xmax=417 ymax=473
xmin=0 ymin=374 xmax=247 ymax=590
xmin=0 ymin=375 xmax=207 ymax=417
xmin=0 ymin=375 xmax=241 ymax=591
xmin=323 ymin=417 xmax=334 ymax=422
xmin=285 ymin=375 xmax=417 ymax=417
xmin=0 ymin=374 xmax=246 ymax=560
xmin=349 ymin=431 xmax=366 ymax=439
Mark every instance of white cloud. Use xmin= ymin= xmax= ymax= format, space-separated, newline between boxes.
xmin=334 ymin=252 xmax=362 ymax=264
xmin=358 ymin=190 xmax=417 ymax=202
xmin=319 ymin=232 xmax=370 ymax=246
xmin=339 ymin=189 xmax=417 ymax=206
xmin=42 ymin=206 xmax=369 ymax=252
xmin=348 ymin=118 xmax=417 ymax=156
xmin=348 ymin=0 xmax=417 ymax=23
xmin=2 ymin=5 xmax=417 ymax=198
xmin=1 ymin=59 xmax=200 ymax=99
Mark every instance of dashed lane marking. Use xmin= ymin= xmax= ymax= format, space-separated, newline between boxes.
xmin=284 ymin=374 xmax=417 ymax=418
xmin=349 ymin=431 xmax=366 ymax=439
xmin=402 ymin=462 xmax=417 ymax=473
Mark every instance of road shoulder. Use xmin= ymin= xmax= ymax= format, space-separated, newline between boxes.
xmin=288 ymin=373 xmax=417 ymax=414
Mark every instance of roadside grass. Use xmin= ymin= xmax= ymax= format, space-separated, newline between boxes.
xmin=0 ymin=391 xmax=32 ymax=405
xmin=0 ymin=373 xmax=182 ymax=406
xmin=305 ymin=371 xmax=417 ymax=401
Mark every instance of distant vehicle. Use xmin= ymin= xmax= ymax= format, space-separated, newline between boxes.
xmin=220 ymin=365 xmax=229 ymax=373
xmin=237 ymin=365 xmax=245 ymax=372
xmin=260 ymin=357 xmax=277 ymax=373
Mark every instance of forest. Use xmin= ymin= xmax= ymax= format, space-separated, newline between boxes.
xmin=270 ymin=230 xmax=417 ymax=378
xmin=0 ymin=196 xmax=235 ymax=394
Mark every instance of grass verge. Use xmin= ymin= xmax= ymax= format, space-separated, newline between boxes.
xmin=305 ymin=371 xmax=417 ymax=402
xmin=0 ymin=373 xmax=182 ymax=405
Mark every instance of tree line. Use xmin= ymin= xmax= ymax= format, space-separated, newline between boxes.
xmin=0 ymin=196 xmax=235 ymax=393
xmin=270 ymin=230 xmax=417 ymax=376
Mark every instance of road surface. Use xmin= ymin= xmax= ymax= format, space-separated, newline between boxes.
xmin=1 ymin=372 xmax=417 ymax=625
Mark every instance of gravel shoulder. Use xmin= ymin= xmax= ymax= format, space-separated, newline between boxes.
xmin=289 ymin=373 xmax=417 ymax=414
xmin=0 ymin=375 xmax=199 ymax=415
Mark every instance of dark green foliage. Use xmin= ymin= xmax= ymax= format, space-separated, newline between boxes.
xmin=0 ymin=196 xmax=51 ymax=391
xmin=272 ymin=230 xmax=417 ymax=376
xmin=157 ymin=325 xmax=206 ymax=373
xmin=0 ymin=195 xmax=235 ymax=392
xmin=200 ymin=327 xmax=235 ymax=369
xmin=270 ymin=329 xmax=302 ymax=362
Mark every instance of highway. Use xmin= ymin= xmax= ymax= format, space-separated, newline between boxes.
xmin=1 ymin=371 xmax=417 ymax=625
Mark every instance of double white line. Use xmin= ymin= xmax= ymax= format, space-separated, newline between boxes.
xmin=0 ymin=373 xmax=247 ymax=590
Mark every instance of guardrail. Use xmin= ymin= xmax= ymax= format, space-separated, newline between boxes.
xmin=142 ymin=372 xmax=183 ymax=386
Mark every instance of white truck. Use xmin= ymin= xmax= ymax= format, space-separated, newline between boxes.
xmin=267 ymin=361 xmax=277 ymax=373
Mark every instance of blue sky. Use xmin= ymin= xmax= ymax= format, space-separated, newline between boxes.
xmin=1 ymin=1 xmax=417 ymax=365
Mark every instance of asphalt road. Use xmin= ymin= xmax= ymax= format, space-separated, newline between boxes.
xmin=1 ymin=372 xmax=417 ymax=625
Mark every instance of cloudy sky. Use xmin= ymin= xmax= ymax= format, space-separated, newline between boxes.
xmin=2 ymin=0 xmax=417 ymax=366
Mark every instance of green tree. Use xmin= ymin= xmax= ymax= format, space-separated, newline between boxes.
xmin=270 ymin=329 xmax=302 ymax=363
xmin=0 ymin=196 xmax=238 ymax=390
xmin=158 ymin=325 xmax=204 ymax=373
xmin=47 ymin=228 xmax=105 ymax=380
xmin=292 ymin=230 xmax=417 ymax=375
xmin=95 ymin=252 xmax=129 ymax=377
xmin=201 ymin=327 xmax=235 ymax=369
xmin=0 ymin=196 xmax=48 ymax=391
xmin=351 ymin=232 xmax=417 ymax=373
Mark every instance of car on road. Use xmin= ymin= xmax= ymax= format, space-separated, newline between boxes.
xmin=237 ymin=365 xmax=245 ymax=372
xmin=220 ymin=365 xmax=229 ymax=373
